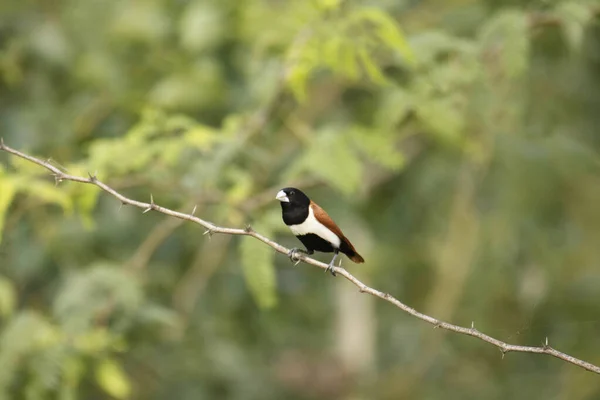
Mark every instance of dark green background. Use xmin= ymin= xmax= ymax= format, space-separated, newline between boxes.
xmin=1 ymin=0 xmax=600 ymax=399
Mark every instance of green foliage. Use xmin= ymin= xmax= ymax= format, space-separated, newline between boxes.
xmin=299 ymin=128 xmax=364 ymax=194
xmin=1 ymin=0 xmax=600 ymax=399
xmin=0 ymin=167 xmax=16 ymax=244
xmin=53 ymin=264 xmax=143 ymax=334
xmin=479 ymin=10 xmax=530 ymax=77
xmin=240 ymin=221 xmax=277 ymax=309
xmin=0 ymin=276 xmax=16 ymax=319
xmin=285 ymin=5 xmax=415 ymax=100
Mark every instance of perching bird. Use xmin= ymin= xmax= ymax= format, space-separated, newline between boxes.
xmin=276 ymin=187 xmax=364 ymax=276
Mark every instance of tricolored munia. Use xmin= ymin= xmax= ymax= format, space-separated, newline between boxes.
xmin=276 ymin=187 xmax=364 ymax=276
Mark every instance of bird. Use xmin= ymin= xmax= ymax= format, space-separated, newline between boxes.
xmin=275 ymin=187 xmax=364 ymax=276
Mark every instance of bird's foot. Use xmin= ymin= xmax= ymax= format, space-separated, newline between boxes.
xmin=325 ymin=262 xmax=336 ymax=276
xmin=288 ymin=248 xmax=307 ymax=265
xmin=325 ymin=253 xmax=339 ymax=277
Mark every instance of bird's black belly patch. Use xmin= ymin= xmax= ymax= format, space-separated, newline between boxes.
xmin=297 ymin=234 xmax=335 ymax=253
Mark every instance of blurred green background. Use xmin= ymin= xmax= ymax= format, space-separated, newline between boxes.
xmin=1 ymin=0 xmax=600 ymax=398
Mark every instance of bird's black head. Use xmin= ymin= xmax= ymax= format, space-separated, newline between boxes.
xmin=276 ymin=188 xmax=311 ymax=225
xmin=275 ymin=187 xmax=310 ymax=208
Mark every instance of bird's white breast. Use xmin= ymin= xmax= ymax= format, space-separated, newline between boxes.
xmin=288 ymin=206 xmax=341 ymax=248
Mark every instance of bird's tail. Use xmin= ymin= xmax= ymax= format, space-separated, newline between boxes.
xmin=340 ymin=238 xmax=364 ymax=264
xmin=349 ymin=252 xmax=364 ymax=263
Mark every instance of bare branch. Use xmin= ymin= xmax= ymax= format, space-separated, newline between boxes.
xmin=2 ymin=140 xmax=600 ymax=375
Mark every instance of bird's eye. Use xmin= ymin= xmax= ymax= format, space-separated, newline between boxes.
xmin=289 ymin=190 xmax=295 ymax=195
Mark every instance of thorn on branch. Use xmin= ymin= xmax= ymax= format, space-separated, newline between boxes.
xmin=500 ymin=347 xmax=507 ymax=359
xmin=87 ymin=171 xmax=98 ymax=182
xmin=470 ymin=321 xmax=478 ymax=334
xmin=433 ymin=321 xmax=441 ymax=329
xmin=0 ymin=137 xmax=4 ymax=149
xmin=191 ymin=205 xmax=197 ymax=216
xmin=244 ymin=224 xmax=254 ymax=233
xmin=143 ymin=194 xmax=156 ymax=214
xmin=203 ymin=228 xmax=214 ymax=238
xmin=53 ymin=174 xmax=63 ymax=186
xmin=543 ymin=337 xmax=550 ymax=350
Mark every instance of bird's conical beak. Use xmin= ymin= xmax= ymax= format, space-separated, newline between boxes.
xmin=276 ymin=190 xmax=289 ymax=202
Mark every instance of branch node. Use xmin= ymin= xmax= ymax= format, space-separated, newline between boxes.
xmin=500 ymin=347 xmax=507 ymax=359
xmin=88 ymin=171 xmax=98 ymax=182
xmin=244 ymin=224 xmax=254 ymax=233
xmin=433 ymin=322 xmax=441 ymax=329
xmin=543 ymin=337 xmax=550 ymax=350
xmin=143 ymin=194 xmax=155 ymax=214
xmin=359 ymin=287 xmax=366 ymax=293
xmin=53 ymin=174 xmax=63 ymax=186
xmin=470 ymin=321 xmax=478 ymax=334
xmin=203 ymin=228 xmax=214 ymax=238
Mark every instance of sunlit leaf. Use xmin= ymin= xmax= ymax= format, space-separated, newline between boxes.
xmin=340 ymin=41 xmax=359 ymax=79
xmin=317 ymin=0 xmax=343 ymax=11
xmin=357 ymin=46 xmax=388 ymax=85
xmin=352 ymin=8 xmax=415 ymax=65
xmin=95 ymin=358 xmax=131 ymax=400
xmin=15 ymin=179 xmax=73 ymax=214
xmin=179 ymin=2 xmax=224 ymax=52
xmin=286 ymin=63 xmax=311 ymax=102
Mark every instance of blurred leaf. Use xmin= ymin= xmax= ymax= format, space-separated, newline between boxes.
xmin=60 ymin=357 xmax=85 ymax=400
xmin=53 ymin=264 xmax=143 ymax=334
xmin=557 ymin=1 xmax=593 ymax=48
xmin=0 ymin=312 xmax=58 ymax=357
xmin=286 ymin=63 xmax=311 ymax=102
xmin=74 ymin=328 xmax=112 ymax=354
xmin=239 ymin=222 xmax=277 ymax=309
xmin=376 ymin=87 xmax=413 ymax=128
xmin=479 ymin=10 xmax=529 ymax=77
xmin=351 ymin=8 xmax=415 ymax=65
xmin=0 ymin=169 xmax=16 ymax=244
xmin=16 ymin=179 xmax=73 ymax=214
xmin=301 ymin=130 xmax=362 ymax=194
xmin=179 ymin=2 xmax=224 ymax=52
xmin=111 ymin=2 xmax=168 ymax=43
xmin=351 ymin=127 xmax=405 ymax=170
xmin=0 ymin=276 xmax=16 ymax=319
xmin=317 ymin=0 xmax=343 ymax=11
xmin=95 ymin=358 xmax=131 ymax=400
xmin=416 ymin=97 xmax=466 ymax=145
xmin=357 ymin=46 xmax=388 ymax=85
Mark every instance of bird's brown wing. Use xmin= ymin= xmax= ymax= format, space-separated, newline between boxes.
xmin=310 ymin=201 xmax=364 ymax=263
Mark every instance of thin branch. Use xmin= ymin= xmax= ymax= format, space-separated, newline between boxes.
xmin=1 ymin=139 xmax=599 ymax=375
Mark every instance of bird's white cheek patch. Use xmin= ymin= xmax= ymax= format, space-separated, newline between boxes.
xmin=288 ymin=207 xmax=341 ymax=248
